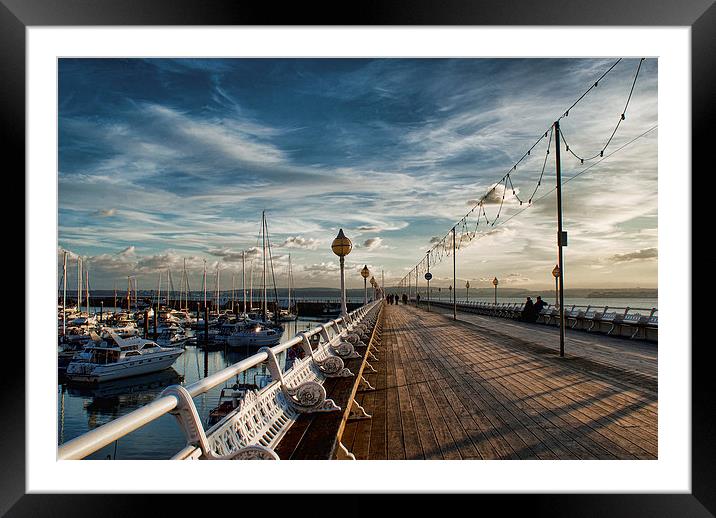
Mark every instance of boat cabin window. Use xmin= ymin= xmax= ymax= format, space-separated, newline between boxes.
xmin=91 ymin=349 xmax=120 ymax=364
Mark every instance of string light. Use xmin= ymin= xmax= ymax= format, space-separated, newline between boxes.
xmin=559 ymin=58 xmax=645 ymax=163
xmin=400 ymin=58 xmax=648 ymax=278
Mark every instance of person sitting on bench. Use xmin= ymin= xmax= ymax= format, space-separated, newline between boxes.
xmin=521 ymin=297 xmax=535 ymax=322
xmin=533 ymin=296 xmax=547 ymax=322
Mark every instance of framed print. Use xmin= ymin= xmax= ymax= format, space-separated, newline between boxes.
xmin=5 ymin=0 xmax=711 ymax=514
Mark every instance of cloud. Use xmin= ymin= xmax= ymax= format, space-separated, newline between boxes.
xmin=119 ymin=246 xmax=136 ymax=257
xmin=208 ymin=247 xmax=261 ymax=263
xmin=361 ymin=237 xmax=384 ymax=250
xmin=93 ymin=208 xmax=117 ymax=217
xmin=301 ymin=262 xmax=341 ymax=279
xmin=482 ymin=183 xmax=507 ymax=205
xmin=609 ymin=247 xmax=658 ymax=263
xmin=280 ymin=236 xmax=320 ymax=250
xmin=478 ymin=272 xmax=529 ymax=284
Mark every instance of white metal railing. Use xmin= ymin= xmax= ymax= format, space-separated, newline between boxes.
xmin=419 ymin=299 xmax=657 ymax=340
xmin=58 ymin=299 xmax=382 ymax=460
xmin=415 ymin=299 xmax=657 ymax=315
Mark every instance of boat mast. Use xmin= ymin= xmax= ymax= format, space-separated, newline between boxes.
xmin=85 ymin=267 xmax=90 ymax=315
xmin=77 ymin=256 xmax=82 ymax=311
xmin=242 ymin=250 xmax=246 ymax=314
xmin=183 ymin=258 xmax=187 ymax=310
xmin=262 ymin=210 xmax=267 ymax=321
xmin=126 ymin=276 xmax=131 ymax=311
xmin=231 ymin=273 xmax=235 ymax=313
xmin=264 ymin=214 xmax=281 ymax=324
xmin=113 ymin=281 xmax=117 ymax=312
xmin=288 ymin=254 xmax=292 ymax=312
xmin=202 ymin=259 xmax=207 ymax=312
xmin=157 ymin=270 xmax=162 ymax=310
xmin=249 ymin=255 xmax=254 ymax=311
xmin=216 ymin=264 xmax=220 ymax=313
xmin=62 ymin=250 xmax=67 ymax=336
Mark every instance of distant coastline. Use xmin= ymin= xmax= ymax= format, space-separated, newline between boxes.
xmin=584 ymin=289 xmax=657 ymax=299
xmin=71 ymin=286 xmax=657 ymax=299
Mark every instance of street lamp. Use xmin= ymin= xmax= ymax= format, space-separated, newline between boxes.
xmin=360 ymin=265 xmax=370 ymax=305
xmin=332 ymin=229 xmax=352 ymax=317
xmin=492 ymin=277 xmax=499 ymax=305
xmin=552 ymin=264 xmax=560 ymax=309
xmin=465 ymin=280 xmax=470 ymax=303
xmin=370 ymin=276 xmax=376 ymax=301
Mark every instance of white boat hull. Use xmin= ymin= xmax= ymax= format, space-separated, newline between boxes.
xmin=66 ymin=350 xmax=183 ymax=383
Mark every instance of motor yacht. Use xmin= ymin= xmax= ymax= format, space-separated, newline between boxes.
xmin=65 ymin=332 xmax=183 ymax=383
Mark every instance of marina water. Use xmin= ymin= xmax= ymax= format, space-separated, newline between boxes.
xmin=57 ymin=318 xmax=318 ymax=460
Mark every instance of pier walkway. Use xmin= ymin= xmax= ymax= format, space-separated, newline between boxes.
xmin=424 ymin=302 xmax=657 ymax=391
xmin=341 ymin=304 xmax=657 ymax=460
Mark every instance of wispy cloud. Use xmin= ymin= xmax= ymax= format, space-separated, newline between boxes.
xmin=59 ymin=58 xmax=658 ymax=289
xmin=609 ymin=247 xmax=658 ymax=263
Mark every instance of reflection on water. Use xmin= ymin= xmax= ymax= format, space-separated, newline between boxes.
xmin=57 ymin=318 xmax=317 ymax=459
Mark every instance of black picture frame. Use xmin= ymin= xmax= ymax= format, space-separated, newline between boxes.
xmin=5 ymin=0 xmax=709 ymax=515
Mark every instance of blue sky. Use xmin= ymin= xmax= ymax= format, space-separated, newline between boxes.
xmin=58 ymin=58 xmax=658 ymax=290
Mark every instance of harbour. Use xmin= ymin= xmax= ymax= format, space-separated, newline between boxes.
xmin=58 ymin=317 xmax=318 ymax=459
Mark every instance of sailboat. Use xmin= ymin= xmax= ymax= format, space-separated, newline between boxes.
xmin=278 ymin=254 xmax=298 ymax=322
xmin=228 ymin=211 xmax=282 ymax=349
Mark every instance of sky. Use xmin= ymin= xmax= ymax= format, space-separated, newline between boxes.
xmin=58 ymin=58 xmax=658 ymax=291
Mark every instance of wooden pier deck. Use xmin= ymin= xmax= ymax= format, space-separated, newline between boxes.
xmin=341 ymin=304 xmax=657 ymax=460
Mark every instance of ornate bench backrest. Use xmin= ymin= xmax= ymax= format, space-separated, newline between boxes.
xmin=170 ymin=303 xmax=382 ymax=460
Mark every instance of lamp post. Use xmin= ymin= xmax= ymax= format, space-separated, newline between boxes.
xmin=552 ymin=265 xmax=560 ymax=309
xmin=425 ymin=251 xmax=432 ymax=312
xmin=465 ymin=280 xmax=470 ymax=303
xmin=331 ymin=229 xmax=352 ymax=317
xmin=370 ymin=276 xmax=376 ymax=302
xmin=492 ymin=277 xmax=499 ymax=305
xmin=361 ymin=265 xmax=370 ymax=305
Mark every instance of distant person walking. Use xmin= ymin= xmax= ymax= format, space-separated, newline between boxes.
xmin=402 ymin=293 xmax=408 ymax=305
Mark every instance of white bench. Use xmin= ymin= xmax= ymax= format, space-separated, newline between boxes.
xmin=168 ymin=304 xmax=382 ymax=460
